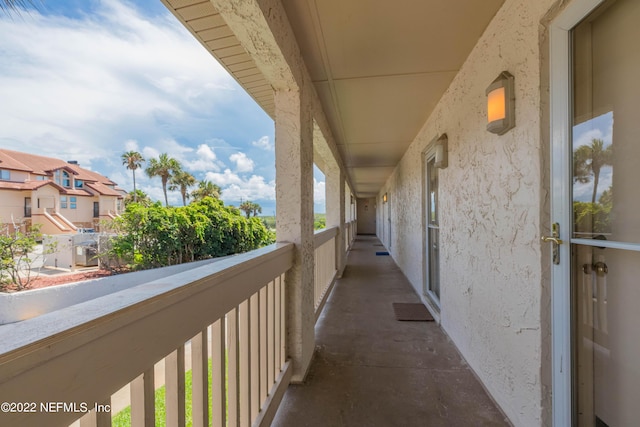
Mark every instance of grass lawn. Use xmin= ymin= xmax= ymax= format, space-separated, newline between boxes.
xmin=112 ymin=362 xmax=215 ymax=427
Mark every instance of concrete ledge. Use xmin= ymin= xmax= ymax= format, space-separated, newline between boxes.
xmin=0 ymin=256 xmax=232 ymax=325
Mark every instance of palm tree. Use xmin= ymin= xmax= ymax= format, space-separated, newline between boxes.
xmin=124 ymin=189 xmax=151 ymax=207
xmin=191 ymin=180 xmax=222 ymax=201
xmin=251 ymin=202 xmax=262 ymax=217
xmin=239 ymin=201 xmax=261 ymax=218
xmin=121 ymin=151 xmax=145 ymax=203
xmin=145 ymin=153 xmax=181 ymax=207
xmin=574 ymin=138 xmax=613 ymax=204
xmin=169 ymin=170 xmax=196 ymax=206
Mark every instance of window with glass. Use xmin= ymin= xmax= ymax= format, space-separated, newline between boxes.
xmin=0 ymin=169 xmax=10 ymax=180
xmin=75 ymin=180 xmax=83 ymax=188
xmin=62 ymin=171 xmax=71 ymax=188
xmin=70 ymin=197 xmax=77 ymax=209
xmin=60 ymin=196 xmax=67 ymax=209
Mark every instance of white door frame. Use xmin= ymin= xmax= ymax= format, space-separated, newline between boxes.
xmin=422 ymin=140 xmax=441 ymax=308
xmin=549 ymin=1 xmax=605 ymax=425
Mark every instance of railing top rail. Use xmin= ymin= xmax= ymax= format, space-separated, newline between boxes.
xmin=0 ymin=242 xmax=294 ymax=357
xmin=0 ymin=242 xmax=294 ymax=425
xmin=0 ymin=241 xmax=295 ymax=426
xmin=314 ymin=226 xmax=338 ymax=248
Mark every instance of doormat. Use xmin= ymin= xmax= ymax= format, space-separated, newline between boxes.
xmin=392 ymin=303 xmax=434 ymax=321
xmin=376 ymin=251 xmax=389 ymax=256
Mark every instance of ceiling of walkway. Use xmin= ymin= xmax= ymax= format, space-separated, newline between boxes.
xmin=162 ymin=0 xmax=504 ymax=197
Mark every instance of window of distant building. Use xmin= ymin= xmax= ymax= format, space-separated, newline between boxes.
xmin=70 ymin=196 xmax=77 ymax=209
xmin=0 ymin=169 xmax=10 ymax=180
xmin=75 ymin=179 xmax=83 ymax=188
xmin=60 ymin=196 xmax=67 ymax=209
xmin=62 ymin=171 xmax=71 ymax=188
xmin=36 ymin=175 xmax=47 ymax=180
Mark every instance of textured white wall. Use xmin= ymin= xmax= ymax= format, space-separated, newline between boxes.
xmin=382 ymin=0 xmax=556 ymax=425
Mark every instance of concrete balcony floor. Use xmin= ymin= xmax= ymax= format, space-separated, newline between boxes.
xmin=273 ymin=235 xmax=510 ymax=426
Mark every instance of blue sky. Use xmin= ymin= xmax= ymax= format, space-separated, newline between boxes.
xmin=0 ymin=0 xmax=326 ymax=214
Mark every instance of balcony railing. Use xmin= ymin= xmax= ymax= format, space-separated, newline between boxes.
xmin=0 ymin=220 xmax=356 ymax=426
xmin=314 ymin=227 xmax=338 ymax=317
xmin=345 ymin=220 xmax=356 ymax=251
xmin=0 ymin=243 xmax=294 ymax=427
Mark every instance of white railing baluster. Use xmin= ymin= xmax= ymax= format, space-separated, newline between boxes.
xmin=131 ymin=369 xmax=155 ymax=427
xmin=279 ymin=274 xmax=286 ymax=367
xmin=165 ymin=346 xmax=186 ymax=427
xmin=259 ymin=286 xmax=268 ymax=403
xmin=78 ymin=398 xmax=111 ymax=427
xmin=250 ymin=293 xmax=260 ymax=419
xmin=275 ymin=275 xmax=282 ymax=374
xmin=227 ymin=307 xmax=239 ymax=426
xmin=267 ymin=280 xmax=275 ymax=387
xmin=211 ymin=318 xmax=226 ymax=427
xmin=191 ymin=329 xmax=208 ymax=427
xmin=239 ymin=300 xmax=251 ymax=427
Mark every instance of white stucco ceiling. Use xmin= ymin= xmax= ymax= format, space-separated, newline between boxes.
xmin=162 ymin=0 xmax=504 ymax=197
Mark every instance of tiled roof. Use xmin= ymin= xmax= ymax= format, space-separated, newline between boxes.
xmin=0 ymin=149 xmax=119 ymax=189
xmin=85 ymin=182 xmax=122 ymax=197
xmin=0 ymin=180 xmax=65 ymax=192
xmin=0 ymin=152 xmax=31 ymax=172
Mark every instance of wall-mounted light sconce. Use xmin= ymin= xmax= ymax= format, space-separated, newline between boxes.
xmin=383 ymin=193 xmax=388 ymax=203
xmin=434 ymin=133 xmax=448 ymax=169
xmin=486 ymin=71 xmax=515 ymax=135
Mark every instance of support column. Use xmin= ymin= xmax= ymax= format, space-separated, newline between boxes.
xmin=325 ymin=162 xmax=346 ymax=277
xmin=275 ymin=88 xmax=315 ymax=382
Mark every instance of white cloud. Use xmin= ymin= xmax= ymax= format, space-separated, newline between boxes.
xmin=142 ymin=146 xmax=160 ymax=160
xmin=223 ymin=175 xmax=276 ymax=202
xmin=181 ymin=144 xmax=223 ymax=172
xmin=314 ymin=178 xmax=326 ymax=204
xmin=205 ymin=169 xmax=275 ymax=202
xmin=229 ymin=152 xmax=255 ymax=173
xmin=124 ymin=139 xmax=140 ymax=151
xmin=205 ymin=169 xmax=243 ymax=186
xmin=251 ymin=136 xmax=273 ymax=151
xmin=0 ymin=0 xmax=234 ymax=162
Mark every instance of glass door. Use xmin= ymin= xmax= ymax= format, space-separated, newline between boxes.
xmin=423 ymin=150 xmax=440 ymax=304
xmin=570 ymin=1 xmax=640 ymax=425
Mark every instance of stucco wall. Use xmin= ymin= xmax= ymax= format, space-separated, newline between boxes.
xmin=381 ymin=0 xmax=555 ymax=425
xmin=0 ymin=191 xmax=27 ymax=226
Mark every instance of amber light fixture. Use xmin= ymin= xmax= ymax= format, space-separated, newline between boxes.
xmin=383 ymin=193 xmax=387 ymax=203
xmin=486 ymin=71 xmax=515 ymax=135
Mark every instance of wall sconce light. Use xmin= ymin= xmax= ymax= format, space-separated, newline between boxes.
xmin=486 ymin=71 xmax=515 ymax=135
xmin=434 ymin=133 xmax=448 ymax=169
xmin=383 ymin=193 xmax=388 ymax=203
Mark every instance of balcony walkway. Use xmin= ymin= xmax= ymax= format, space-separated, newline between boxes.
xmin=273 ymin=235 xmax=510 ymax=426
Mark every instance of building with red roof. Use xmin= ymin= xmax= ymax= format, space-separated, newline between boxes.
xmin=0 ymin=149 xmax=125 ymax=234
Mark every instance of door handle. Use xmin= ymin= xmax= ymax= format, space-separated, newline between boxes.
xmin=542 ymin=223 xmax=563 ymax=265
xmin=582 ymin=262 xmax=608 ymax=276
xmin=541 ymin=236 xmax=563 ymax=245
